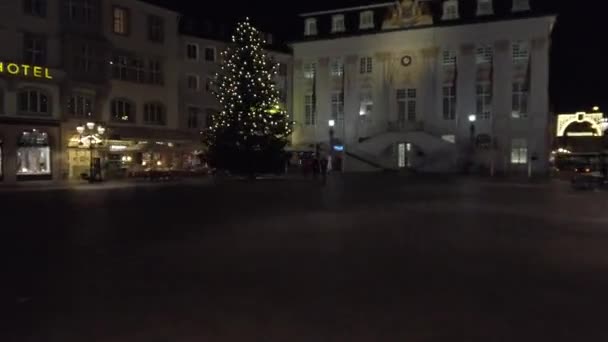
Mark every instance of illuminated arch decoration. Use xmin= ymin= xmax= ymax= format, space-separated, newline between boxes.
xmin=557 ymin=112 xmax=604 ymax=137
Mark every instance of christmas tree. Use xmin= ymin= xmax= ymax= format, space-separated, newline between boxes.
xmin=206 ymin=18 xmax=292 ymax=175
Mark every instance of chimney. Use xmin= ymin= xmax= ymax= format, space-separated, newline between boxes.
xmin=512 ymin=0 xmax=530 ymax=12
xmin=441 ymin=0 xmax=459 ymax=20
xmin=476 ymin=0 xmax=494 ymax=16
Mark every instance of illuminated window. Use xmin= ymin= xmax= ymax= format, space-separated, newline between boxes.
xmin=303 ymin=62 xmax=316 ymax=79
xmin=67 ymin=0 xmax=95 ymax=23
xmin=331 ymin=91 xmax=344 ymax=121
xmin=17 ymin=130 xmax=51 ymax=178
xmin=67 ymin=93 xmax=93 ymax=118
xmin=111 ymin=98 xmax=135 ymax=123
xmin=186 ymin=43 xmax=199 ymax=60
xmin=512 ymin=81 xmax=529 ymax=118
xmin=476 ymin=0 xmax=494 ymax=16
xmin=305 ymin=18 xmax=317 ymax=36
xmin=330 ymin=59 xmax=344 ymax=77
xmin=304 ymin=93 xmax=315 ymax=125
xmin=476 ymin=83 xmax=492 ymax=119
xmin=359 ymin=92 xmax=373 ymax=116
xmin=397 ymin=88 xmax=417 ymax=124
xmin=18 ymin=89 xmax=51 ymax=116
xmin=442 ymin=0 xmax=459 ymax=20
xmin=360 ymin=11 xmax=374 ymax=29
xmin=143 ymin=102 xmax=166 ymax=126
xmin=204 ymin=47 xmax=216 ymax=62
xmin=442 ymin=50 xmax=456 ymax=66
xmin=476 ymin=45 xmax=493 ymax=64
xmin=23 ymin=33 xmax=47 ymax=65
xmin=513 ymin=41 xmax=530 ymax=60
xmin=186 ymin=74 xmax=200 ymax=91
xmin=24 ymin=0 xmax=46 ymax=17
xmin=359 ymin=57 xmax=372 ymax=74
xmin=112 ymin=6 xmax=129 ymax=35
xmin=148 ymin=15 xmax=164 ymax=43
xmin=443 ymin=86 xmax=456 ymax=120
xmin=511 ymin=138 xmax=528 ymax=164
xmin=332 ymin=15 xmax=345 ymax=33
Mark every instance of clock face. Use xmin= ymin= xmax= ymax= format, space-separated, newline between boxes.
xmin=401 ymin=56 xmax=412 ymax=67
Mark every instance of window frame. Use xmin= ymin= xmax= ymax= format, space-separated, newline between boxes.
xmin=303 ymin=62 xmax=316 ymax=79
xmin=17 ymin=88 xmax=52 ymax=116
xmin=332 ymin=14 xmax=345 ymax=33
xmin=512 ymin=81 xmax=529 ymax=118
xmin=330 ymin=59 xmax=344 ymax=77
xmin=186 ymin=43 xmax=199 ymax=61
xmin=304 ymin=93 xmax=315 ymax=126
xmin=397 ymin=88 xmax=417 ymax=124
xmin=110 ymin=98 xmax=135 ymax=123
xmin=359 ymin=10 xmax=375 ymax=29
xmin=476 ymin=82 xmax=492 ymax=119
xmin=112 ymin=6 xmax=130 ymax=36
xmin=476 ymin=45 xmax=494 ymax=64
xmin=513 ymin=40 xmax=530 ymax=61
xmin=67 ymin=93 xmax=94 ymax=118
xmin=331 ymin=91 xmax=344 ymax=121
xmin=24 ymin=0 xmax=47 ymax=18
xmin=147 ymin=15 xmax=164 ymax=43
xmin=304 ymin=18 xmax=317 ymax=36
xmin=442 ymin=85 xmax=457 ymax=120
xmin=359 ymin=57 xmax=373 ymax=74
xmin=204 ymin=47 xmax=217 ymax=62
xmin=23 ymin=33 xmax=47 ymax=66
xmin=187 ymin=106 xmax=201 ymax=129
xmin=359 ymin=91 xmax=373 ymax=116
xmin=511 ymin=138 xmax=528 ymax=165
xmin=186 ymin=74 xmax=200 ymax=91
xmin=143 ymin=102 xmax=166 ymax=126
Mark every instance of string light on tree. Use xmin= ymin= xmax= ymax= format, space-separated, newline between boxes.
xmin=204 ymin=18 xmax=292 ymax=176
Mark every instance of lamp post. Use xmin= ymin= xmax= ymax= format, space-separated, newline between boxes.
xmin=76 ymin=122 xmax=106 ymax=183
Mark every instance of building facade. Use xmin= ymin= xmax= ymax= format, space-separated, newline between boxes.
xmin=2 ymin=0 xmax=297 ymax=184
xmin=291 ymin=0 xmax=556 ymax=175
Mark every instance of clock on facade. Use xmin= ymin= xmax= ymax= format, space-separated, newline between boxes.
xmin=401 ymin=55 xmax=412 ymax=66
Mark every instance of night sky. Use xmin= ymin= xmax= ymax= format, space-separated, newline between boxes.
xmin=159 ymin=0 xmax=604 ymax=113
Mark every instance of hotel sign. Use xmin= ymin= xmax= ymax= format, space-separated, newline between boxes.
xmin=0 ymin=61 xmax=53 ymax=79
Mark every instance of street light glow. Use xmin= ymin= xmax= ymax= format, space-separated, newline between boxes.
xmin=328 ymin=119 xmax=335 ymax=127
xmin=593 ymin=106 xmax=600 ymax=112
xmin=468 ymin=114 xmax=477 ymax=123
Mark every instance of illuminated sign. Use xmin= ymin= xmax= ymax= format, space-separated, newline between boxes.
xmin=557 ymin=112 xmax=604 ymax=137
xmin=0 ymin=62 xmax=53 ymax=79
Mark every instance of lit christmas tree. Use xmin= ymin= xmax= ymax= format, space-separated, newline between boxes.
xmin=206 ymin=18 xmax=292 ymax=175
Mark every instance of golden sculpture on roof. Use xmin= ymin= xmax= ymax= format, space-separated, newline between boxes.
xmin=382 ymin=0 xmax=434 ymax=30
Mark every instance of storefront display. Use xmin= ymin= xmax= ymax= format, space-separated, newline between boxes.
xmin=17 ymin=130 xmax=51 ymax=177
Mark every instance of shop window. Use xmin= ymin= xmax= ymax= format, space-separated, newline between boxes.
xmin=18 ymin=88 xmax=51 ymax=116
xmin=111 ymin=98 xmax=135 ymax=123
xmin=17 ymin=130 xmax=51 ymax=178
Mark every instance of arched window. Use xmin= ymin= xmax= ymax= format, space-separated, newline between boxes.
xmin=111 ymin=98 xmax=135 ymax=123
xmin=143 ymin=102 xmax=166 ymax=126
xmin=18 ymin=88 xmax=52 ymax=116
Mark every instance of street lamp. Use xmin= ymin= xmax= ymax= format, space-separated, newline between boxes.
xmin=76 ymin=122 xmax=106 ymax=183
xmin=593 ymin=106 xmax=600 ymax=112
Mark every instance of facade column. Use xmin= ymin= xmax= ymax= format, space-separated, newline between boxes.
xmin=530 ymin=37 xmax=550 ymax=175
xmin=344 ymin=54 xmax=359 ymax=146
xmin=420 ymin=46 xmax=439 ymax=133
xmin=315 ymin=57 xmax=330 ymax=143
xmin=492 ymin=39 xmax=513 ymax=175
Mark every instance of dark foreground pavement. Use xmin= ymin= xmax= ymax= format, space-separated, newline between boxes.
xmin=2 ymin=175 xmax=608 ymax=341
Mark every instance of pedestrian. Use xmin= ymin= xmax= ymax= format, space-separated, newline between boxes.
xmin=320 ymin=156 xmax=328 ymax=185
xmin=312 ymin=155 xmax=320 ymax=180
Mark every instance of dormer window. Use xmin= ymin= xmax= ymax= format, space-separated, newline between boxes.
xmin=476 ymin=0 xmax=494 ymax=16
xmin=512 ymin=0 xmax=530 ymax=12
xmin=442 ymin=0 xmax=459 ymax=20
xmin=359 ymin=11 xmax=374 ymax=29
xmin=305 ymin=18 xmax=317 ymax=36
xmin=332 ymin=14 xmax=345 ymax=33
